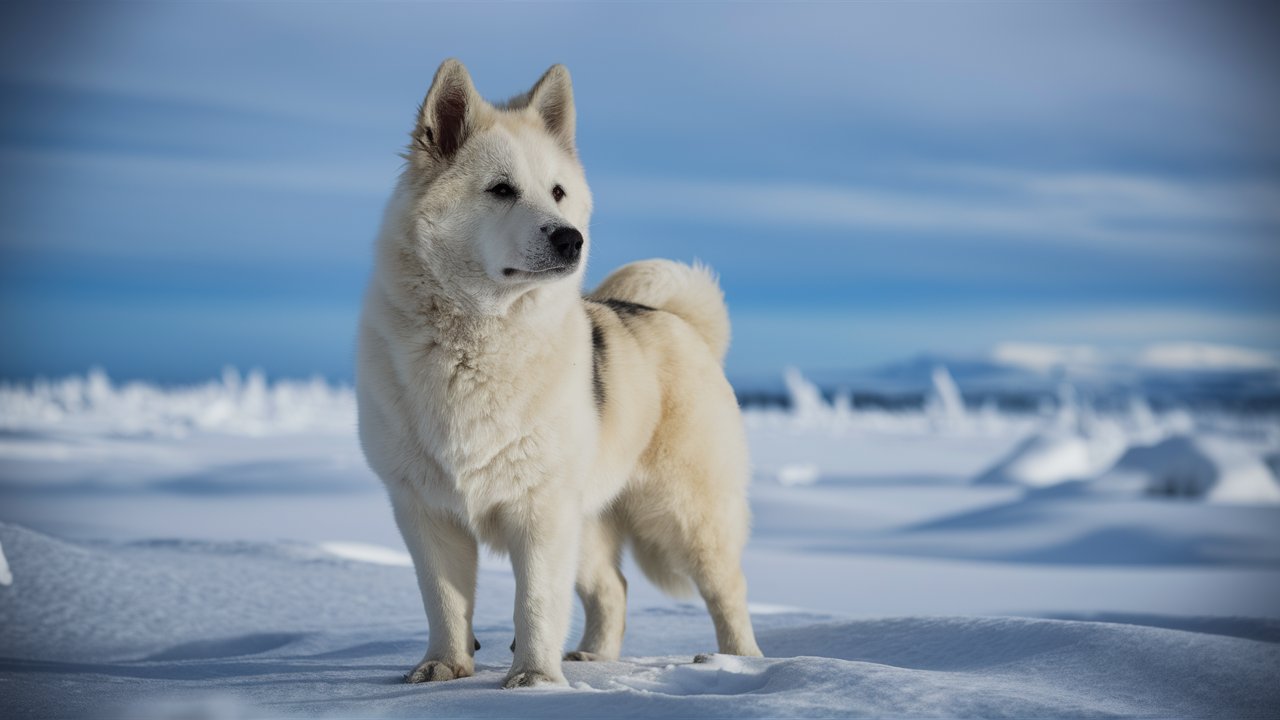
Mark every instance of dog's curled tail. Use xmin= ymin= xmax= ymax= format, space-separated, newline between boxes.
xmin=591 ymin=259 xmax=730 ymax=363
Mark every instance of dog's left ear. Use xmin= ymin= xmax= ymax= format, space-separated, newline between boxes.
xmin=527 ymin=65 xmax=576 ymax=153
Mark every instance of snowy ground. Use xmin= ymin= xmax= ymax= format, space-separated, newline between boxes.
xmin=2 ymin=369 xmax=1279 ymax=718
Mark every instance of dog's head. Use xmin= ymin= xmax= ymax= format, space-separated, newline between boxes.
xmin=397 ymin=59 xmax=592 ymax=309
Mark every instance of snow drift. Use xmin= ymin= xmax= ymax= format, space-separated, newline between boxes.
xmin=1096 ymin=435 xmax=1280 ymax=504
xmin=3 ymin=522 xmax=1278 ymax=719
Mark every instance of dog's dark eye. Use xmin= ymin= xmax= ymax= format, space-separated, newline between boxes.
xmin=487 ymin=182 xmax=517 ymax=199
xmin=551 ymin=185 xmax=566 ymax=203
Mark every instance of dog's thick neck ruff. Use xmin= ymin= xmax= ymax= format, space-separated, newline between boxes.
xmin=376 ymin=233 xmax=588 ymax=378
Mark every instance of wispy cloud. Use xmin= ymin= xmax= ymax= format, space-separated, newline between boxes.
xmin=726 ymin=305 xmax=1280 ymax=374
xmin=599 ymin=168 xmax=1280 ymax=260
xmin=914 ymin=164 xmax=1280 ymax=226
xmin=0 ymin=147 xmax=397 ymax=198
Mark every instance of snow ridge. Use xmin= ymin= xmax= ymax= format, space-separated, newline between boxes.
xmin=2 ymin=522 xmax=1278 ymax=719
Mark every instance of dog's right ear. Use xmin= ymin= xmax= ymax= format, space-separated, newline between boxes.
xmin=413 ymin=59 xmax=480 ymax=161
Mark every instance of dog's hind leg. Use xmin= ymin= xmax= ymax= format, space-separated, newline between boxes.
xmin=390 ymin=486 xmax=479 ymax=682
xmin=566 ymin=513 xmax=626 ymax=661
xmin=691 ymin=548 xmax=762 ymax=658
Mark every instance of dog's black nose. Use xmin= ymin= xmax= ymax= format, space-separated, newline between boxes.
xmin=548 ymin=226 xmax=583 ymax=263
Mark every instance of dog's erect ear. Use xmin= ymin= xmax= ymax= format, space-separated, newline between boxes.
xmin=415 ymin=59 xmax=480 ymax=160
xmin=527 ymin=64 xmax=576 ymax=153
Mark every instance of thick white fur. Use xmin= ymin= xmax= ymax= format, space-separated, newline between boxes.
xmin=357 ymin=59 xmax=761 ymax=690
xmin=591 ymin=259 xmax=731 ymax=362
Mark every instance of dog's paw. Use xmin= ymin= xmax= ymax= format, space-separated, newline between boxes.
xmin=692 ymin=653 xmax=716 ymax=664
xmin=405 ymin=659 xmax=472 ymax=683
xmin=502 ymin=669 xmax=565 ymax=689
xmin=563 ymin=651 xmax=607 ymax=662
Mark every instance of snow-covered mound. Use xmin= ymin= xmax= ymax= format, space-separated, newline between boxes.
xmin=975 ymin=429 xmax=1280 ymax=505
xmin=3 ymin=522 xmax=1278 ymax=719
xmin=973 ymin=385 xmax=1128 ymax=487
xmin=973 ymin=431 xmax=1108 ymax=487
xmin=1096 ymin=435 xmax=1280 ymax=504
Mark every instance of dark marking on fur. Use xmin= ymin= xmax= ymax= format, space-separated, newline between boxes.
xmin=582 ymin=297 xmax=662 ymax=414
xmin=598 ymin=298 xmax=656 ymax=317
xmin=590 ymin=317 xmax=607 ymax=412
xmin=474 ymin=637 xmax=481 ymax=652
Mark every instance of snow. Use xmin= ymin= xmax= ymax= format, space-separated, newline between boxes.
xmin=1096 ymin=435 xmax=1280 ymax=504
xmin=974 ymin=432 xmax=1101 ymax=487
xmin=2 ymin=368 xmax=1280 ymax=718
xmin=926 ymin=365 xmax=967 ymax=429
xmin=2 ymin=521 xmax=1278 ymax=719
xmin=967 ymin=381 xmax=1280 ymax=499
xmin=319 ymin=541 xmax=414 ymax=567
xmin=774 ymin=463 xmax=820 ymax=487
xmin=0 ymin=366 xmax=355 ymax=438
xmin=0 ymin=539 xmax=11 ymax=586
xmin=780 ymin=366 xmax=832 ymax=428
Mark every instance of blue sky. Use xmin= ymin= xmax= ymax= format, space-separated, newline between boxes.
xmin=1 ymin=1 xmax=1277 ymax=384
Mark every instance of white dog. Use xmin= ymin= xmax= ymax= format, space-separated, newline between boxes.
xmin=356 ymin=59 xmax=762 ymax=689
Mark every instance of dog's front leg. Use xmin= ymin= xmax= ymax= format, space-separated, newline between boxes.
xmin=503 ymin=497 xmax=581 ymax=688
xmin=390 ymin=485 xmax=479 ymax=683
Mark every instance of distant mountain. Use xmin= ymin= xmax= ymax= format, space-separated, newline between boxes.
xmin=732 ymin=343 xmax=1280 ymax=411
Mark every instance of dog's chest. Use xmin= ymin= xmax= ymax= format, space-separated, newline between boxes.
xmin=406 ymin=342 xmax=560 ymax=503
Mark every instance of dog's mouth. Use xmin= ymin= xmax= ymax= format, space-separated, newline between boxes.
xmin=501 ymin=265 xmax=575 ymax=281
